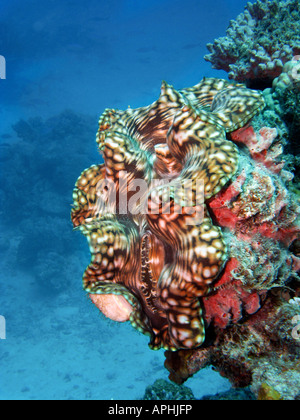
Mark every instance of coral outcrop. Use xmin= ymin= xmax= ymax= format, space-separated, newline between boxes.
xmin=164 ymin=31 xmax=300 ymax=399
xmin=205 ymin=0 xmax=300 ymax=87
xmin=164 ymin=111 xmax=300 ymax=397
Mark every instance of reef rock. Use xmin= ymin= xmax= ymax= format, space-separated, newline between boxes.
xmin=165 ymin=294 xmax=300 ymax=400
xmin=164 ymin=54 xmax=300 ymax=401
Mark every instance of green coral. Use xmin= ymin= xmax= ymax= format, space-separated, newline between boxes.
xmin=205 ymin=0 xmax=300 ymax=85
xmin=142 ymin=379 xmax=195 ymax=400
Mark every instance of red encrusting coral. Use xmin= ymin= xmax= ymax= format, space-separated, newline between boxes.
xmin=202 ymin=121 xmax=300 ymax=334
xmin=165 ymin=112 xmax=300 ymax=396
xmin=203 ymin=258 xmax=263 ymax=329
xmin=208 ymin=163 xmax=299 ymax=248
xmin=231 ymin=125 xmax=285 ymax=174
xmin=208 ymin=171 xmax=246 ymax=232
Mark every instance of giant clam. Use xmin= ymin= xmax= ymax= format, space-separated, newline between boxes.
xmin=71 ymin=78 xmax=264 ymax=350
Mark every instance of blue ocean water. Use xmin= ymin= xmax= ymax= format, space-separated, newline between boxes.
xmin=0 ymin=0 xmax=251 ymax=400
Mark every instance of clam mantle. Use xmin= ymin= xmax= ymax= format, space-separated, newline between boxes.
xmin=71 ymin=77 xmax=264 ymax=350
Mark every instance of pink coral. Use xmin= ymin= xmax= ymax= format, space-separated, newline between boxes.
xmin=203 ymin=258 xmax=263 ymax=329
xmin=204 ymin=141 xmax=300 ymax=331
xmin=231 ymin=125 xmax=285 ymax=174
xmin=208 ymin=165 xmax=299 ymax=247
